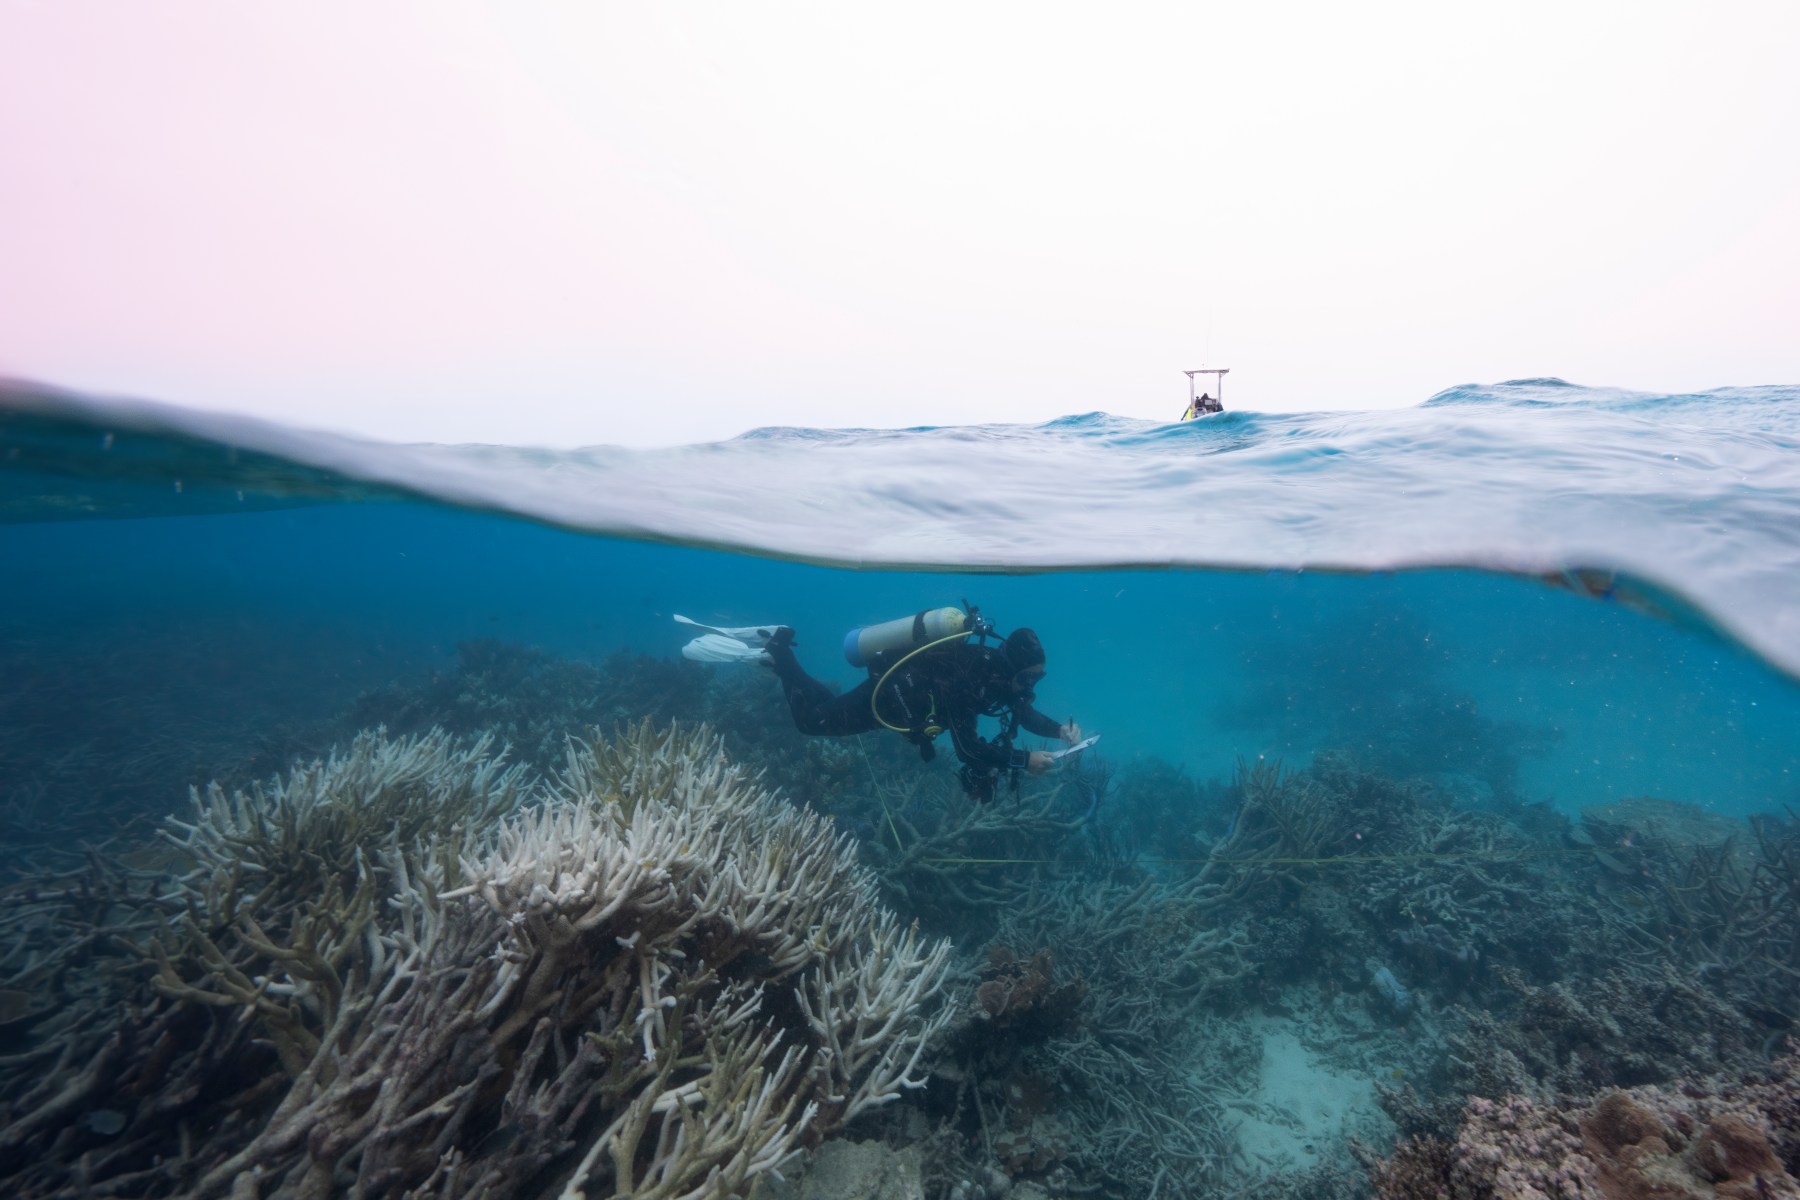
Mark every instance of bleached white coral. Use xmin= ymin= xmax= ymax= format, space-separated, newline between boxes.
xmin=445 ymin=720 xmax=956 ymax=1198
xmin=799 ymin=908 xmax=955 ymax=1122
xmin=135 ymin=720 xmax=952 ymax=1200
xmin=164 ymin=725 xmax=529 ymax=886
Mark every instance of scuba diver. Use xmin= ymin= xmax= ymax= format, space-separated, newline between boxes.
xmin=676 ymin=606 xmax=1083 ymax=802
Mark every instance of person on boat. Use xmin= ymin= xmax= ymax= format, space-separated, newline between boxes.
xmin=1181 ymin=392 xmax=1220 ymax=421
xmin=764 ymin=624 xmax=1081 ymax=803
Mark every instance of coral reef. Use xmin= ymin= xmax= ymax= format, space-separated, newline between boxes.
xmin=337 ymin=640 xmax=712 ymax=771
xmin=936 ymin=868 xmax=1261 ymax=1196
xmin=335 ymin=639 xmax=884 ymax=818
xmin=1369 ymin=1050 xmax=1800 ymax=1199
xmin=1444 ymin=965 xmax=1763 ymax=1103
xmin=859 ymin=770 xmax=1087 ymax=929
xmin=1102 ymin=756 xmax=1236 ymax=864
xmin=0 ymin=721 xmax=954 ymax=1199
xmin=1579 ymin=799 xmax=1800 ymax=1032
xmin=757 ymin=1138 xmax=927 ymax=1200
xmin=973 ymin=946 xmax=1086 ymax=1032
xmin=9 ymin=631 xmax=1800 ymax=1200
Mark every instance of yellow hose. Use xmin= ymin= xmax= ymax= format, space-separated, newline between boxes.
xmin=868 ymin=631 xmax=974 ymax=733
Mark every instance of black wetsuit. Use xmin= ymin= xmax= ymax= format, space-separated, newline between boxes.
xmin=770 ymin=640 xmax=1063 ymax=801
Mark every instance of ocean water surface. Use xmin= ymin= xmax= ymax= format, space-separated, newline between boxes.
xmin=2 ymin=378 xmax=1798 ymax=1199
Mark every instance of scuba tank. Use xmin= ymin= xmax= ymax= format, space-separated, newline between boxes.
xmin=853 ymin=601 xmax=1022 ymax=791
xmin=842 ymin=607 xmax=968 ymax=669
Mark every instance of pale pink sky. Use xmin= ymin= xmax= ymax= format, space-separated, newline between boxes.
xmin=3 ymin=2 xmax=1797 ymax=446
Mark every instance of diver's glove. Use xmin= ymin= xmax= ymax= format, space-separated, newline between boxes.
xmin=760 ymin=626 xmax=800 ymax=675
xmin=1005 ymin=747 xmax=1053 ymax=776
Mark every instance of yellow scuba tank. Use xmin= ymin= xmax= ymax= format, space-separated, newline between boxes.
xmin=842 ymin=607 xmax=968 ymax=668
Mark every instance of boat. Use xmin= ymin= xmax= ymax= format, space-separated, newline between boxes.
xmin=1180 ymin=367 xmax=1227 ymax=420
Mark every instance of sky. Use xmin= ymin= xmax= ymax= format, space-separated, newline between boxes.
xmin=2 ymin=2 xmax=1797 ymax=448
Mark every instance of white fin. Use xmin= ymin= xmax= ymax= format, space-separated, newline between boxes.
xmin=673 ymin=614 xmax=787 ymax=646
xmin=680 ymin=633 xmax=771 ymax=664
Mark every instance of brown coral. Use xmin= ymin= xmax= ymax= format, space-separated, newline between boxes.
xmin=1694 ymin=1114 xmax=1785 ymax=1199
xmin=975 ymin=945 xmax=1086 ymax=1029
xmin=1371 ymin=1053 xmax=1800 ymax=1200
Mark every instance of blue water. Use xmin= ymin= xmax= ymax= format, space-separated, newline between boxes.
xmin=7 ymin=501 xmax=1797 ymax=815
xmin=6 ymin=376 xmax=1798 ymax=819
xmin=4 ymin=377 xmax=1800 ymax=1197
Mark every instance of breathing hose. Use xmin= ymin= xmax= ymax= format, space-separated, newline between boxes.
xmin=868 ymin=631 xmax=976 ymax=733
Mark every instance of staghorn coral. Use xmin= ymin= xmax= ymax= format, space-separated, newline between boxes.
xmin=0 ymin=729 xmax=528 ymax=1197
xmin=858 ymin=769 xmax=1086 ymax=929
xmin=1586 ymin=802 xmax=1800 ymax=1030
xmin=1177 ymin=757 xmax=1344 ymax=919
xmin=943 ymin=873 xmax=1253 ymax=1196
xmin=0 ymin=720 xmax=955 ymax=1200
xmin=1445 ymin=965 xmax=1760 ymax=1103
xmin=459 ymin=722 xmax=956 ymax=1136
xmin=1103 ymin=754 xmax=1236 ymax=863
xmin=163 ymin=725 xmax=531 ymax=918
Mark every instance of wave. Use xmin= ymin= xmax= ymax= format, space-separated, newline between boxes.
xmin=4 ymin=375 xmax=1798 ymax=680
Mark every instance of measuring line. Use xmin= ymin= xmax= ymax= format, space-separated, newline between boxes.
xmin=854 ymin=737 xmax=908 ymax=853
